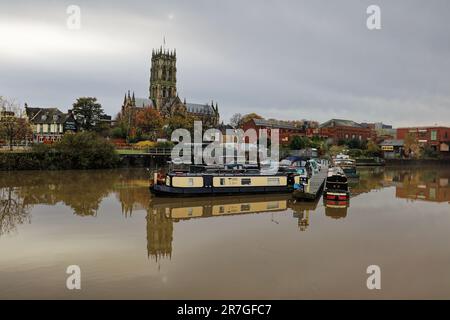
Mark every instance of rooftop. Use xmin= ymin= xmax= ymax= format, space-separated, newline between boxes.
xmin=25 ymin=107 xmax=67 ymax=124
xmin=320 ymin=119 xmax=364 ymax=129
xmin=379 ymin=139 xmax=404 ymax=147
xmin=186 ymin=103 xmax=215 ymax=115
xmin=252 ymin=118 xmax=303 ymax=130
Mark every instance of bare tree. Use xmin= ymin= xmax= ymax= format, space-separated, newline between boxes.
xmin=0 ymin=97 xmax=32 ymax=151
xmin=229 ymin=113 xmax=243 ymax=128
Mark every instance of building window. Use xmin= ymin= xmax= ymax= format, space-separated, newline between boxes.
xmin=241 ymin=178 xmax=252 ymax=185
xmin=431 ymin=130 xmax=438 ymax=141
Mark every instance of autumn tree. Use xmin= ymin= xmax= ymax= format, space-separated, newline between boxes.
xmin=135 ymin=108 xmax=164 ymax=140
xmin=72 ymin=97 xmax=105 ymax=131
xmin=404 ymin=133 xmax=420 ymax=158
xmin=164 ymin=113 xmax=195 ymax=137
xmin=239 ymin=113 xmax=263 ymax=127
xmin=0 ymin=97 xmax=32 ymax=151
xmin=366 ymin=140 xmax=381 ymax=156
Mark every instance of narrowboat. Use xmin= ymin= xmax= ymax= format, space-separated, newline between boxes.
xmin=150 ymin=164 xmax=303 ymax=197
xmin=323 ymin=167 xmax=350 ymax=201
xmin=333 ymin=154 xmax=359 ymax=179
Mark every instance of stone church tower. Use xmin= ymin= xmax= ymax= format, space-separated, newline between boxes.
xmin=149 ymin=47 xmax=177 ymax=110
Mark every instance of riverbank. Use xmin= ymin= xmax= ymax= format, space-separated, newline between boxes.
xmin=385 ymin=158 xmax=450 ymax=166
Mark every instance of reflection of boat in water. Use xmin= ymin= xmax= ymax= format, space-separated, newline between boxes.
xmin=150 ymin=194 xmax=292 ymax=220
xmin=333 ymin=154 xmax=359 ymax=179
xmin=150 ymin=164 xmax=303 ymax=197
xmin=149 ymin=193 xmax=322 ymax=231
xmin=324 ymin=199 xmax=349 ymax=219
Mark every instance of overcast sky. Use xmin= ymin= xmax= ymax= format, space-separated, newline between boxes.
xmin=1 ymin=0 xmax=449 ymax=127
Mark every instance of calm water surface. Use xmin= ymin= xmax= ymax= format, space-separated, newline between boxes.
xmin=0 ymin=167 xmax=449 ymax=299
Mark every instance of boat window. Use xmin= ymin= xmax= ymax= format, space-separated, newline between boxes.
xmin=187 ymin=178 xmax=194 ymax=186
xmin=220 ymin=178 xmax=225 ymax=186
xmin=241 ymin=204 xmax=250 ymax=211
xmin=268 ymin=177 xmax=280 ymax=185
xmin=241 ymin=178 xmax=252 ymax=185
xmin=166 ymin=176 xmax=171 ymax=186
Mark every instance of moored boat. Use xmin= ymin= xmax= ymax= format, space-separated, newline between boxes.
xmin=150 ymin=164 xmax=303 ymax=197
xmin=333 ymin=153 xmax=359 ymax=178
xmin=323 ymin=167 xmax=350 ymax=201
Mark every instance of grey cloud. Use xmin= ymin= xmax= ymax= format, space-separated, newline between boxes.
xmin=0 ymin=0 xmax=449 ymax=126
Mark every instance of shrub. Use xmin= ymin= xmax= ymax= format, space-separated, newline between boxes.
xmin=155 ymin=141 xmax=174 ymax=148
xmin=133 ymin=140 xmax=157 ymax=149
xmin=0 ymin=132 xmax=120 ymax=170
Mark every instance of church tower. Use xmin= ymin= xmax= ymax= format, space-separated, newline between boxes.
xmin=149 ymin=47 xmax=177 ymax=110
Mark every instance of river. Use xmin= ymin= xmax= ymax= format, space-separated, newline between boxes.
xmin=0 ymin=166 xmax=449 ymax=299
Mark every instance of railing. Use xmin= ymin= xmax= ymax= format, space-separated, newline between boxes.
xmin=146 ymin=148 xmax=173 ymax=155
xmin=117 ymin=147 xmax=173 ymax=155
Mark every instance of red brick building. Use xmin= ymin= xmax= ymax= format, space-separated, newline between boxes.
xmin=241 ymin=118 xmax=306 ymax=145
xmin=319 ymin=119 xmax=373 ymax=143
xmin=397 ymin=126 xmax=450 ymax=155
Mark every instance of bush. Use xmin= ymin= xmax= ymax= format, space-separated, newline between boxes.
xmin=155 ymin=141 xmax=174 ymax=148
xmin=0 ymin=132 xmax=120 ymax=170
xmin=133 ymin=140 xmax=157 ymax=149
xmin=111 ymin=127 xmax=126 ymax=139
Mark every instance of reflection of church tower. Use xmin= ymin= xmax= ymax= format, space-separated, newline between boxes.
xmin=146 ymin=209 xmax=173 ymax=261
xmin=293 ymin=210 xmax=310 ymax=231
xmin=149 ymin=47 xmax=177 ymax=110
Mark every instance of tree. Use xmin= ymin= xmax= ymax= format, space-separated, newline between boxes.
xmin=72 ymin=97 xmax=105 ymax=131
xmin=229 ymin=113 xmax=242 ymax=128
xmin=240 ymin=113 xmax=263 ymax=127
xmin=164 ymin=114 xmax=195 ymax=137
xmin=289 ymin=135 xmax=309 ymax=150
xmin=0 ymin=97 xmax=32 ymax=151
xmin=135 ymin=108 xmax=164 ymax=140
xmin=366 ymin=140 xmax=381 ymax=157
xmin=404 ymin=133 xmax=420 ymax=158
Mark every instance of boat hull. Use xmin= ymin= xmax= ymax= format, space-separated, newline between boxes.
xmin=150 ymin=184 xmax=294 ymax=197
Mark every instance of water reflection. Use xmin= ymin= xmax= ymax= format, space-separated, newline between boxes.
xmin=1 ymin=167 xmax=449 ymax=259
xmin=0 ymin=186 xmax=31 ymax=236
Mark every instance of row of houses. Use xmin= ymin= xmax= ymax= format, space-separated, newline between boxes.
xmin=241 ymin=117 xmax=450 ymax=158
xmin=381 ymin=127 xmax=450 ymax=158
xmin=242 ymin=118 xmax=377 ymax=144
xmin=22 ymin=106 xmax=112 ymax=143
